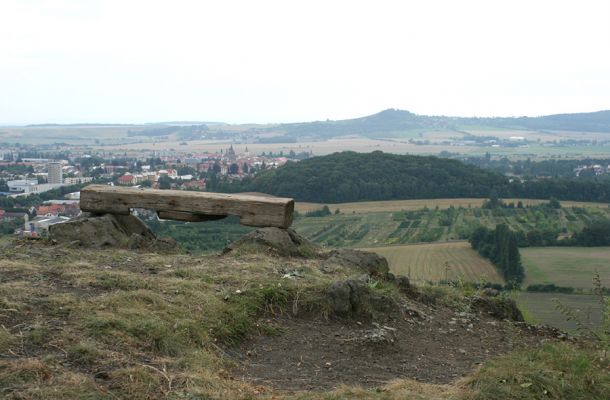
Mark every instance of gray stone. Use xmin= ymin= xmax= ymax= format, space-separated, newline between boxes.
xmin=470 ymin=296 xmax=524 ymax=321
xmin=396 ymin=275 xmax=411 ymax=290
xmin=326 ymin=279 xmax=372 ymax=317
xmin=322 ymin=249 xmax=389 ymax=277
xmin=223 ymin=227 xmax=320 ymax=257
xmin=482 ymin=288 xmax=501 ymax=297
xmin=50 ymin=213 xmax=176 ymax=252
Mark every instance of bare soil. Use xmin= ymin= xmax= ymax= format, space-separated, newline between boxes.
xmin=230 ymin=305 xmax=563 ymax=391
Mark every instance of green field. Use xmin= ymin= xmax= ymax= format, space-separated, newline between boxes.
xmin=362 ymin=242 xmax=503 ymax=285
xmin=521 ymin=247 xmax=610 ymax=289
xmin=296 ymin=198 xmax=610 ymax=213
xmin=0 ymin=125 xmax=140 ymax=145
xmin=516 ymin=292 xmax=604 ymax=334
xmin=293 ymin=203 xmax=610 ymax=248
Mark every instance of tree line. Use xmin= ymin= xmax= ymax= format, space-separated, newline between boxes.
xmin=469 ymin=224 xmax=525 ymax=288
xmin=219 ymin=151 xmax=610 ymax=204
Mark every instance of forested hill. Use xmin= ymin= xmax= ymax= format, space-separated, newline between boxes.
xmin=277 ymin=109 xmax=610 ymax=138
xmin=229 ymin=151 xmax=508 ymax=203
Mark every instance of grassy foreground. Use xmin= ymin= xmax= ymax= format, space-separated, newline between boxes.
xmin=0 ymin=239 xmax=607 ymax=399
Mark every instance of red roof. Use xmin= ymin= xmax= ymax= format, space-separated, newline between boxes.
xmin=36 ymin=204 xmax=66 ymax=215
xmin=117 ymin=175 xmax=134 ymax=183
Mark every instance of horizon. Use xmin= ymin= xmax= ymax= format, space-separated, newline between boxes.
xmin=2 ymin=107 xmax=610 ymax=128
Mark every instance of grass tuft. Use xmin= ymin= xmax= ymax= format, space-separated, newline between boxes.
xmin=466 ymin=343 xmax=609 ymax=400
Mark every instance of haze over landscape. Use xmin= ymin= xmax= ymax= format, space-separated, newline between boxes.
xmin=0 ymin=1 xmax=609 ymax=399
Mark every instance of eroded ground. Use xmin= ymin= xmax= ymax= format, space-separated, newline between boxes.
xmin=231 ymin=304 xmax=563 ymax=391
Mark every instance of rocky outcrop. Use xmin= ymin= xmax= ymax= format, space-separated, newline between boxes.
xmin=470 ymin=296 xmax=524 ymax=321
xmin=321 ymin=248 xmax=389 ymax=277
xmin=49 ymin=213 xmax=177 ymax=251
xmin=223 ymin=227 xmax=321 ymax=257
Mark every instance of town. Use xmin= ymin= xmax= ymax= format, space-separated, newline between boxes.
xmin=0 ymin=144 xmax=309 ymax=237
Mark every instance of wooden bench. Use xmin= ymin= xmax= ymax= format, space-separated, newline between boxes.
xmin=80 ymin=185 xmax=294 ymax=228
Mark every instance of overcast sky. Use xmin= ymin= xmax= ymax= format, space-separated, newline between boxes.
xmin=1 ymin=0 xmax=609 ymax=125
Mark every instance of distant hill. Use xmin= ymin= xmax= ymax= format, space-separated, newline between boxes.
xmin=276 ymin=109 xmax=610 ymax=139
xmin=463 ymin=110 xmax=610 ymax=132
xmin=232 ymin=151 xmax=508 ymax=203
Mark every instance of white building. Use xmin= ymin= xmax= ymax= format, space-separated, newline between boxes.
xmin=7 ymin=179 xmax=38 ymax=193
xmin=7 ymin=180 xmax=63 ymax=196
xmin=47 ymin=162 xmax=63 ymax=184
xmin=25 ymin=216 xmax=70 ymax=236
xmin=63 ymin=176 xmax=93 ymax=185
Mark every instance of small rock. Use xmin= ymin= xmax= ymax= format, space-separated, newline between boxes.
xmin=482 ymin=288 xmax=501 ymax=297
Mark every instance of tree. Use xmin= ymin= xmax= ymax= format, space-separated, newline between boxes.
xmin=469 ymin=223 xmax=524 ymax=288
xmin=548 ymin=197 xmax=561 ymax=209
xmin=158 ymin=176 xmax=172 ymax=190
xmin=229 ymin=163 xmax=239 ymax=175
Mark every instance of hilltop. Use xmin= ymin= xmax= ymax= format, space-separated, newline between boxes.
xmin=277 ymin=109 xmax=610 ymax=139
xmin=0 ymin=228 xmax=607 ymax=399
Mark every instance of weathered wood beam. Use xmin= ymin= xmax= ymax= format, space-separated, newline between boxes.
xmin=80 ymin=185 xmax=294 ymax=228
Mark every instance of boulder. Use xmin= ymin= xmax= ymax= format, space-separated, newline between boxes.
xmin=326 ymin=279 xmax=372 ymax=317
xmin=395 ymin=275 xmax=411 ymax=291
xmin=322 ymin=249 xmax=389 ymax=277
xmin=223 ymin=227 xmax=321 ymax=257
xmin=470 ymin=296 xmax=524 ymax=321
xmin=49 ymin=213 xmax=176 ymax=251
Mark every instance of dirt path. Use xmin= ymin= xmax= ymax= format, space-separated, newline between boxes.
xmin=230 ymin=306 xmax=562 ymax=391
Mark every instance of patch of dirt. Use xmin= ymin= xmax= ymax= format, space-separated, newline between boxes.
xmin=230 ymin=306 xmax=564 ymax=391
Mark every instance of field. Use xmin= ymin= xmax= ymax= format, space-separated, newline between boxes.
xmin=96 ymin=136 xmax=479 ymax=156
xmin=293 ymin=202 xmax=610 ymax=248
xmin=296 ymin=198 xmax=610 ymax=213
xmin=0 ymin=125 xmax=141 ymax=145
xmin=516 ymin=292 xmax=603 ymax=333
xmin=521 ymin=247 xmax=610 ymax=289
xmin=362 ymin=241 xmax=503 ymax=285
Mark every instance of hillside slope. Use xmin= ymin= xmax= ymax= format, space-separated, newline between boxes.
xmin=0 ymin=236 xmax=607 ymax=399
xmin=278 ymin=108 xmax=610 ymax=139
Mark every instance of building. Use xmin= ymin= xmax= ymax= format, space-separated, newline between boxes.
xmin=25 ymin=216 xmax=70 ymax=236
xmin=117 ymin=174 xmax=135 ymax=186
xmin=63 ymin=176 xmax=93 ymax=185
xmin=0 ymin=210 xmax=29 ymax=223
xmin=7 ymin=179 xmax=38 ymax=194
xmin=181 ymin=179 xmax=206 ymax=190
xmin=7 ymin=180 xmax=63 ymax=196
xmin=47 ymin=162 xmax=63 ymax=184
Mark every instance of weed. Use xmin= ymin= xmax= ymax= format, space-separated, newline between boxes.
xmin=67 ymin=341 xmax=100 ymax=366
xmin=554 ymin=270 xmax=609 ymax=355
xmin=26 ymin=324 xmax=51 ymax=347
xmin=466 ymin=343 xmax=609 ymax=400
xmin=0 ymin=327 xmax=13 ymax=354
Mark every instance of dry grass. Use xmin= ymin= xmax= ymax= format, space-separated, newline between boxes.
xmin=0 ymin=239 xmax=606 ymax=399
xmin=362 ymin=242 xmax=503 ymax=285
